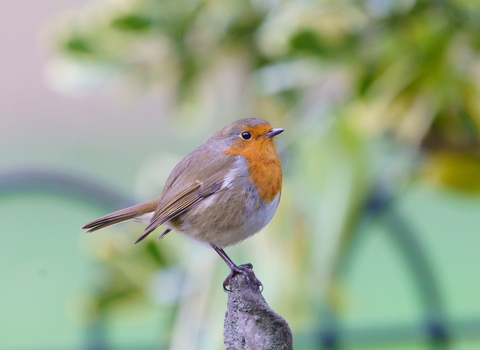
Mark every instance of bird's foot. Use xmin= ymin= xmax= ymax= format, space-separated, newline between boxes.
xmin=223 ymin=263 xmax=264 ymax=293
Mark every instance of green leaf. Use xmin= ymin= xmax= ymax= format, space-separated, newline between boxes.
xmin=145 ymin=241 xmax=167 ymax=267
xmin=290 ymin=30 xmax=324 ymax=56
xmin=65 ymin=37 xmax=93 ymax=54
xmin=111 ymin=15 xmax=153 ymax=32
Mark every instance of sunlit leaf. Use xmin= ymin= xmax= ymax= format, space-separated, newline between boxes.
xmin=422 ymin=151 xmax=480 ymax=192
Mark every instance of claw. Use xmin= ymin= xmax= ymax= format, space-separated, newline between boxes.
xmin=223 ymin=263 xmax=264 ymax=293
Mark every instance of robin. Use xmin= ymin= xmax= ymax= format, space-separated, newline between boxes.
xmin=82 ymin=118 xmax=283 ymax=291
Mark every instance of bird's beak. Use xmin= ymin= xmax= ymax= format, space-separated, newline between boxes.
xmin=264 ymin=128 xmax=284 ymax=138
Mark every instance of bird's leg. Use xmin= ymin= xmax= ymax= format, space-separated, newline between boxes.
xmin=209 ymin=243 xmax=263 ymax=292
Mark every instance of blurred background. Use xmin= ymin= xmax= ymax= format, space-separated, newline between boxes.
xmin=1 ymin=0 xmax=480 ymax=349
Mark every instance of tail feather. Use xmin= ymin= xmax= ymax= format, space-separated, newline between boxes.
xmin=82 ymin=199 xmax=158 ymax=233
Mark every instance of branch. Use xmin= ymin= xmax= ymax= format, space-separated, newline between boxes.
xmin=224 ymin=273 xmax=293 ymax=350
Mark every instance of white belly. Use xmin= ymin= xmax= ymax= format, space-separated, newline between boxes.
xmin=168 ymin=192 xmax=281 ymax=248
xmin=208 ymin=192 xmax=280 ymax=247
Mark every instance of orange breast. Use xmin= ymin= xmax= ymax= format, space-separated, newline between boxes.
xmin=223 ymin=135 xmax=282 ymax=202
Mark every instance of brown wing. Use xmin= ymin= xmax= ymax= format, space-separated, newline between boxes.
xmin=134 ymin=169 xmax=228 ymax=243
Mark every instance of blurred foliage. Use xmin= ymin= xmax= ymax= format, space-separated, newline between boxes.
xmin=81 ymin=231 xmax=171 ymax=322
xmin=43 ymin=0 xmax=480 ymax=348
xmin=45 ymin=0 xmax=480 ymax=188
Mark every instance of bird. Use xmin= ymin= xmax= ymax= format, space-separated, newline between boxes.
xmin=82 ymin=118 xmax=283 ymax=291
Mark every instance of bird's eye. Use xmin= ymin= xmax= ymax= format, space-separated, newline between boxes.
xmin=241 ymin=131 xmax=252 ymax=140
